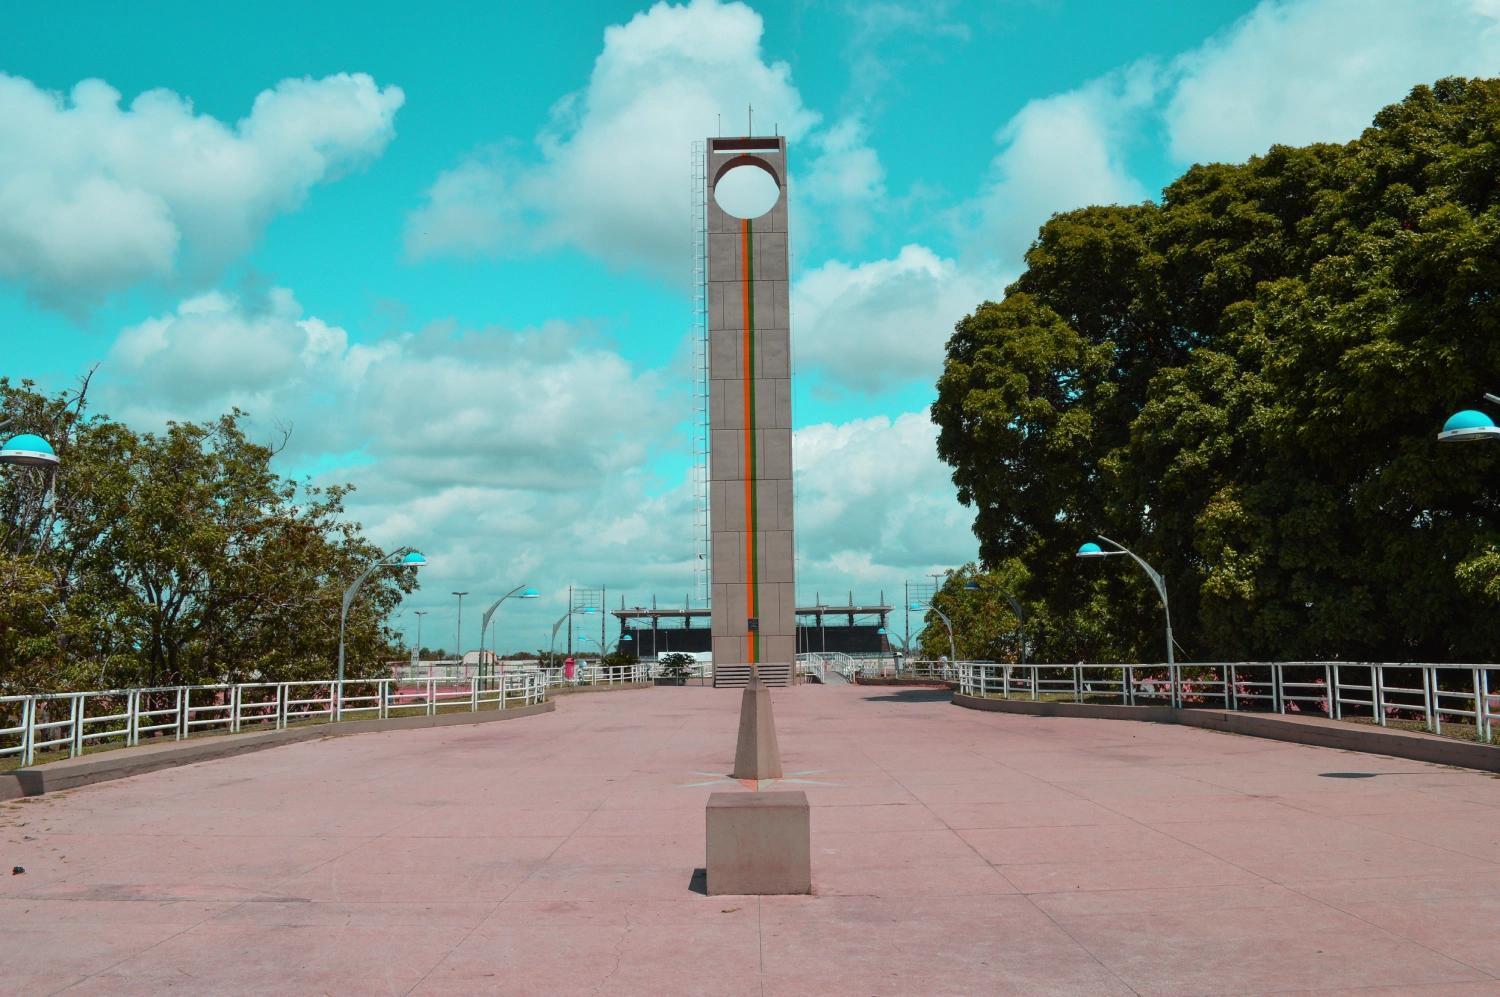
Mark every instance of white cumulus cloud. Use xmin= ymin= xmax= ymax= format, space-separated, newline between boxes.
xmin=406 ymin=0 xmax=818 ymax=274
xmin=101 ymin=288 xmax=676 ymax=494
xmin=795 ymin=411 xmax=976 ymax=589
xmin=794 ymin=245 xmax=1000 ymax=392
xmin=970 ymin=63 xmax=1158 ymax=264
xmin=0 ymin=72 xmax=404 ymax=308
xmin=1166 ymin=0 xmax=1500 ymax=164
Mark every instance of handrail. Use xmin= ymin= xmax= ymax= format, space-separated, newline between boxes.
xmin=1 ymin=672 xmax=549 ymax=767
xmin=954 ymin=661 xmax=1497 ymax=743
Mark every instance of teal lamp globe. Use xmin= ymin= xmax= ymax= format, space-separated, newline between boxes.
xmin=908 ymin=602 xmax=924 ymax=611
xmin=876 ymin=627 xmax=888 ymax=635
xmin=1077 ymin=542 xmax=1106 ymax=558
xmin=620 ymin=633 xmax=633 ymax=641
xmin=520 ymin=587 xmax=540 ymax=599
xmin=400 ymin=551 xmax=427 ymax=567
xmin=0 ymin=433 xmax=59 ymax=469
xmin=1438 ymin=409 xmax=1500 ymax=443
xmin=581 ymin=606 xmax=598 ymax=615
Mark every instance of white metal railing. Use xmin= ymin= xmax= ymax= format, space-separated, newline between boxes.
xmin=0 ymin=672 xmax=548 ymax=768
xmin=539 ymin=662 xmax=653 ymax=690
xmin=799 ymin=651 xmax=860 ymax=681
xmin=955 ymin=661 xmax=1498 ymax=743
xmin=838 ymin=657 xmax=960 ymax=681
xmin=796 ymin=654 xmax=826 ymax=682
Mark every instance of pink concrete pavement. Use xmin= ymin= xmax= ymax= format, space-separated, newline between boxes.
xmin=3 ymin=684 xmax=1500 ymax=995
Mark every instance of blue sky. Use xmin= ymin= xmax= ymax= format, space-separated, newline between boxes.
xmin=3 ymin=0 xmax=1496 ymax=653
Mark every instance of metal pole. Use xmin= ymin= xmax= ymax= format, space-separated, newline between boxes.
xmin=1004 ymin=594 xmax=1027 ymax=665
xmin=926 ymin=605 xmax=957 ymax=665
xmin=338 ymin=547 xmax=414 ymax=687
xmin=1095 ymin=535 xmax=1174 ymax=699
xmin=452 ymin=591 xmax=468 ymax=675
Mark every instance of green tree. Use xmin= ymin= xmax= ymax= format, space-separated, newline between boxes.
xmin=934 ymin=77 xmax=1500 ymax=664
xmin=0 ymin=379 xmax=415 ymax=692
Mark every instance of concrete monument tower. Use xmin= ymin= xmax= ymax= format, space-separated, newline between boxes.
xmin=706 ymin=135 xmax=796 ymax=688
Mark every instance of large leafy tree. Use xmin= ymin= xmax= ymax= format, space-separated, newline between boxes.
xmin=0 ymin=379 xmax=414 ymax=693
xmin=934 ymin=77 xmax=1500 ymax=664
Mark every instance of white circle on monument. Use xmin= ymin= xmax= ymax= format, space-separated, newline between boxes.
xmin=714 ymin=164 xmax=780 ymax=219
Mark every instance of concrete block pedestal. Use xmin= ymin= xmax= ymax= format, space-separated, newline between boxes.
xmin=705 ymin=790 xmax=810 ymax=895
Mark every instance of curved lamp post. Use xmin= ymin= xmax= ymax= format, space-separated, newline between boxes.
xmin=1438 ymin=394 xmax=1500 ymax=443
xmin=548 ymin=605 xmax=597 ymax=666
xmin=876 ymin=627 xmax=912 ymax=675
xmin=1078 ymin=536 xmax=1174 ymax=701
xmin=875 ymin=626 xmax=908 ymax=652
xmin=964 ymin=579 xmax=1028 ymax=665
xmin=479 ymin=585 xmax=539 ymax=678
xmin=909 ymin=601 xmax=957 ymax=663
xmin=338 ymin=548 xmax=426 ymax=690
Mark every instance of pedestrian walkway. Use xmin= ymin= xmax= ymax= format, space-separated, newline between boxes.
xmin=4 ymin=684 xmax=1500 ymax=994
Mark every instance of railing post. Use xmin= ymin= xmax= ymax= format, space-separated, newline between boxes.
xmin=176 ymin=687 xmax=187 ymax=740
xmin=277 ymin=683 xmax=287 ymax=730
xmin=1074 ymin=665 xmax=1082 ymax=703
xmin=1274 ymin=665 xmax=1284 ymax=714
xmin=1125 ymin=666 xmax=1134 ymax=706
xmin=1476 ymin=665 xmax=1488 ymax=743
xmin=1030 ymin=665 xmax=1038 ymax=701
xmin=1323 ymin=664 xmax=1333 ymax=718
xmin=231 ymin=685 xmax=243 ymax=733
xmin=471 ymin=676 xmax=479 ymax=712
xmin=1374 ymin=665 xmax=1386 ymax=726
xmin=127 ymin=689 xmax=140 ymax=747
xmin=332 ymin=680 xmax=342 ymax=723
xmin=1422 ymin=668 xmax=1434 ymax=731
xmin=20 ymin=696 xmax=35 ymax=767
xmin=70 ymin=694 xmax=83 ymax=758
xmin=1224 ymin=664 xmax=1233 ymax=710
xmin=1331 ymin=664 xmax=1341 ymax=720
xmin=1473 ymin=667 xmax=1485 ymax=743
xmin=380 ymin=680 xmax=390 ymax=720
xmin=1424 ymin=667 xmax=1437 ymax=734
xmin=427 ymin=678 xmax=436 ymax=717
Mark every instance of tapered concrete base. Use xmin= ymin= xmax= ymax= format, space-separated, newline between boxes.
xmin=732 ymin=673 xmax=783 ymax=780
xmin=706 ymin=790 xmax=811 ymax=895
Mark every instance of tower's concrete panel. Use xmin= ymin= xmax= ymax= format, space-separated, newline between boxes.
xmin=706 ymin=136 xmax=796 ymax=678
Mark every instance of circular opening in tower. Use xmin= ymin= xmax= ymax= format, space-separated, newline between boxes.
xmin=713 ymin=164 xmax=780 ymax=219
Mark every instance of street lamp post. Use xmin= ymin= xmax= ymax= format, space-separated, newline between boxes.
xmin=548 ymin=605 xmax=597 ymax=667
xmin=452 ymin=591 xmax=468 ymax=674
xmin=0 ymin=431 xmax=62 ymax=542
xmin=337 ymin=548 xmax=426 ymax=699
xmin=479 ymin=585 xmax=539 ymax=680
xmin=1077 ymin=536 xmax=1175 ymax=704
xmin=909 ymin=601 xmax=958 ymax=664
xmin=876 ymin=626 xmax=909 ymax=674
xmin=413 ymin=610 xmax=429 ymax=680
xmin=964 ymin=580 xmax=1027 ymax=665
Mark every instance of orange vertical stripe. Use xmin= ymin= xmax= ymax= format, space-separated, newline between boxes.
xmin=740 ymin=219 xmax=757 ymax=662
